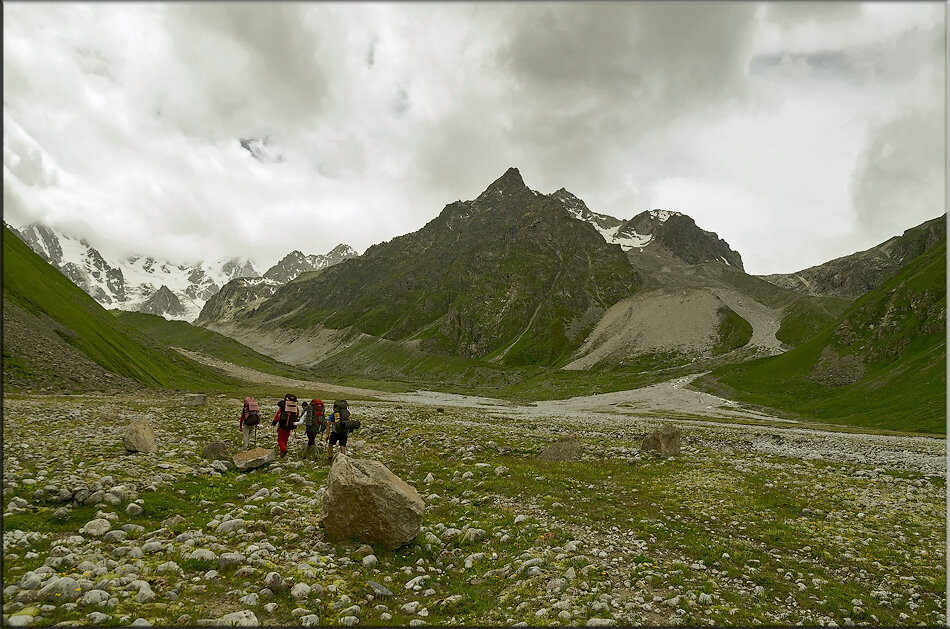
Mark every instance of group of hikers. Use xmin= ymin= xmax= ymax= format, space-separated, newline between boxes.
xmin=238 ymin=393 xmax=359 ymax=461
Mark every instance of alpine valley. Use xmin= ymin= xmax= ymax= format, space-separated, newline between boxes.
xmin=2 ymin=168 xmax=946 ymax=628
xmin=5 ymin=167 xmax=946 ymax=433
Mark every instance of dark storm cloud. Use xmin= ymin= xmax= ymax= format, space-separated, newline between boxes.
xmin=487 ymin=3 xmax=760 ymax=207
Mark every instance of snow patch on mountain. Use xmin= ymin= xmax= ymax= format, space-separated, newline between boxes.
xmin=12 ymin=221 xmax=360 ymax=322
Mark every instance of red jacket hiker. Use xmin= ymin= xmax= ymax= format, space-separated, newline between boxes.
xmin=272 ymin=395 xmax=299 ymax=457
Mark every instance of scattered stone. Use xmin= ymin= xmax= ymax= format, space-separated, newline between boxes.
xmin=264 ymin=572 xmax=289 ymax=592
xmin=37 ymin=577 xmax=81 ymax=602
xmin=125 ymin=503 xmax=143 ymax=517
xmin=123 ymin=417 xmax=157 ymax=454
xmin=233 ymin=449 xmax=275 ymax=472
xmin=218 ymin=552 xmax=245 ymax=569
xmin=161 ymin=515 xmax=185 ymax=528
xmin=538 ymin=437 xmax=585 ymax=462
xmin=203 ymin=441 xmax=231 ymax=460
xmin=80 ymin=519 xmax=111 ymax=537
xmin=366 ymin=581 xmax=393 ymax=597
xmin=291 ymin=583 xmax=311 ymax=600
xmin=213 ymin=610 xmax=258 ymax=626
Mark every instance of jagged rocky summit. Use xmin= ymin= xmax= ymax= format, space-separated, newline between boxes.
xmin=10 ymin=222 xmax=358 ymax=322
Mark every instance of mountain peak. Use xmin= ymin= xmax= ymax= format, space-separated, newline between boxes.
xmin=479 ymin=167 xmax=528 ymax=199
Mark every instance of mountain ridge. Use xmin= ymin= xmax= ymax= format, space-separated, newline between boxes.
xmin=10 ymin=221 xmax=358 ymax=322
xmin=759 ymin=215 xmax=946 ymax=297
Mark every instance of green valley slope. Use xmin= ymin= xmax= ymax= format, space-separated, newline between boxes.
xmin=2 ymin=225 xmax=236 ymax=393
xmin=693 ymin=240 xmax=947 ymax=434
xmin=113 ymin=311 xmax=318 ymax=382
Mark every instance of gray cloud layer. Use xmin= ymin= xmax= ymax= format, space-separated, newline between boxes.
xmin=3 ymin=2 xmax=945 ymax=273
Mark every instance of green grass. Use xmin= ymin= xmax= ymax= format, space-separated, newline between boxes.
xmin=776 ymin=296 xmax=853 ymax=346
xmin=715 ymin=306 xmax=753 ymax=354
xmin=693 ymin=242 xmax=947 ymax=434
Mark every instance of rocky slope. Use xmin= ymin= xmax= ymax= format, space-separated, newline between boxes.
xmin=1 ymin=225 xmax=235 ymax=394
xmin=759 ymin=214 xmax=945 ymax=298
xmin=136 ymin=286 xmax=187 ymax=318
xmin=206 ymin=168 xmax=641 ymax=367
xmin=696 ymin=238 xmax=947 ymax=434
xmin=198 ymin=169 xmax=854 ymax=375
xmin=194 ymin=277 xmax=284 ymax=326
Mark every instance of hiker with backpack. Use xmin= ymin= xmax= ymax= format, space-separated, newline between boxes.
xmin=325 ymin=399 xmax=360 ymax=461
xmin=299 ymin=399 xmax=326 ymax=458
xmin=272 ymin=393 xmax=299 ymax=458
xmin=239 ymin=397 xmax=262 ymax=449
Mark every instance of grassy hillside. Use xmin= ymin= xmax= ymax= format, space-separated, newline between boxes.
xmin=114 ymin=311 xmax=316 ymax=382
xmin=693 ymin=241 xmax=946 ymax=434
xmin=776 ymin=296 xmax=853 ymax=346
xmin=2 ymin=225 xmax=237 ymax=392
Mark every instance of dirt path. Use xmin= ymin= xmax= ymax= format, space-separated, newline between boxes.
xmin=174 ymin=347 xmax=394 ymax=398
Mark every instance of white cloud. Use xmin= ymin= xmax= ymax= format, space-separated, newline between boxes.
xmin=2 ymin=2 xmax=945 ymax=275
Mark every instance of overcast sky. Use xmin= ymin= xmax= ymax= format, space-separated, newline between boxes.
xmin=3 ymin=2 xmax=945 ymax=274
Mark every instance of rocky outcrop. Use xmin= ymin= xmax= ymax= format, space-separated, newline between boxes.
xmin=641 ymin=423 xmax=681 ymax=458
xmin=233 ymin=448 xmax=275 ymax=471
xmin=319 ymin=454 xmax=424 ymax=549
xmin=137 ymin=285 xmax=186 ymax=317
xmin=123 ymin=417 xmax=157 ymax=453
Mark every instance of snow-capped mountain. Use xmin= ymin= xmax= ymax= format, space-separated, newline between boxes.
xmin=555 ymin=188 xmax=678 ymax=251
xmin=554 ymin=189 xmax=742 ymax=269
xmin=13 ymin=221 xmax=360 ymax=321
xmin=262 ymin=244 xmax=359 ymax=283
xmin=12 ymin=222 xmax=261 ymax=321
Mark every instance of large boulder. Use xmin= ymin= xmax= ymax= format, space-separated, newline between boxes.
xmin=319 ymin=455 xmax=424 ymax=549
xmin=233 ymin=448 xmax=275 ymax=472
xmin=203 ymin=440 xmax=231 ymax=460
xmin=123 ymin=417 xmax=157 ymax=454
xmin=537 ymin=436 xmax=585 ymax=462
xmin=183 ymin=393 xmax=207 ymax=407
xmin=641 ymin=423 xmax=681 ymax=457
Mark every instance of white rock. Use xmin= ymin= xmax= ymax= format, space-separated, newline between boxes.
xmin=214 ymin=610 xmax=259 ymax=626
xmin=291 ymin=583 xmax=311 ymax=600
xmin=81 ymin=519 xmax=112 ymax=537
